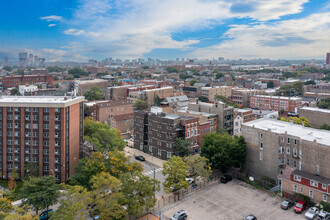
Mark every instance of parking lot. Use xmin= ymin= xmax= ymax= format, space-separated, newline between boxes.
xmin=160 ymin=179 xmax=306 ymax=220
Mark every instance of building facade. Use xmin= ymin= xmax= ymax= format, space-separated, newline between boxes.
xmin=242 ymin=119 xmax=330 ymax=183
xmin=0 ymin=74 xmax=54 ymax=89
xmin=231 ymin=89 xmax=265 ymax=108
xmin=201 ymin=86 xmax=232 ymax=100
xmin=299 ymin=107 xmax=330 ymax=129
xmin=75 ymin=79 xmax=108 ymax=96
xmin=250 ymin=95 xmax=302 ymax=114
xmin=0 ymin=96 xmax=84 ymax=182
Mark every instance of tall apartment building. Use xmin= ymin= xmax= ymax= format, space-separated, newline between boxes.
xmin=134 ymin=109 xmax=200 ymax=160
xmin=201 ymin=86 xmax=232 ymax=100
xmin=242 ymin=119 xmax=330 ymax=183
xmin=188 ymin=100 xmax=234 ymax=135
xmin=326 ymin=52 xmax=330 ymax=65
xmin=299 ymin=107 xmax=330 ymax=129
xmin=18 ymin=52 xmax=28 ymax=66
xmin=0 ymin=96 xmax=84 ymax=182
xmin=231 ymin=89 xmax=265 ymax=108
xmin=250 ymin=95 xmax=302 ymax=114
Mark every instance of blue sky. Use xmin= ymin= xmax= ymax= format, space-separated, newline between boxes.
xmin=0 ymin=0 xmax=330 ymax=62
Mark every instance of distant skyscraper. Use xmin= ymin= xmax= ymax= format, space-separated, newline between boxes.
xmin=326 ymin=52 xmax=330 ymax=65
xmin=28 ymin=53 xmax=34 ymax=65
xmin=18 ymin=52 xmax=28 ymax=66
xmin=4 ymin=57 xmax=8 ymax=64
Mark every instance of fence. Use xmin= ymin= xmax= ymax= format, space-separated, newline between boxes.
xmin=233 ymin=172 xmax=277 ymax=191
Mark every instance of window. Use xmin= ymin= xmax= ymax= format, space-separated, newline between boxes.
xmin=14 ymin=156 xmax=19 ymax=162
xmin=15 ymin=107 xmax=19 ymax=112
xmin=33 ymin=157 xmax=38 ymax=162
xmin=294 ymin=139 xmax=297 ymax=145
xmin=33 ymin=140 xmax=38 ymax=146
xmin=167 ymin=151 xmax=172 ymax=159
xmin=43 ymin=108 xmax=49 ymax=113
xmin=25 ymin=148 xmax=30 ymax=153
xmin=187 ymin=131 xmax=190 ymax=137
xmin=33 ymin=149 xmax=38 ymax=154
xmin=55 ymin=108 xmax=60 ymax=113
xmin=43 ymin=124 xmax=49 ymax=129
xmin=55 ymin=124 xmax=60 ymax=130
xmin=25 ymin=115 xmax=31 ymax=120
xmin=309 ymin=190 xmax=313 ymax=198
xmin=33 ymin=124 xmax=38 ymax=129
xmin=149 ymin=146 xmax=152 ymax=153
xmin=293 ymin=148 xmax=297 ymax=157
xmin=7 ymin=140 xmax=13 ymax=145
xmin=33 ymin=115 xmax=38 ymax=120
xmin=299 ymin=161 xmax=302 ymax=170
xmin=158 ymin=149 xmax=161 ymax=156
xmin=55 ymin=149 xmax=60 ymax=155
xmin=55 ymin=166 xmax=60 ymax=172
xmin=260 ymin=133 xmax=263 ymax=139
xmin=310 ymin=180 xmax=318 ymax=187
xmin=55 ymin=115 xmax=60 ymax=121
xmin=25 ymin=157 xmax=30 ymax=162
xmin=324 ymin=195 xmax=328 ymax=202
xmin=287 ymin=138 xmax=290 ymax=144
xmin=278 ymin=146 xmax=284 ymax=154
xmin=25 ymin=124 xmax=31 ymax=129
xmin=293 ymin=161 xmax=297 ymax=168
xmin=43 ymin=149 xmax=49 ymax=155
xmin=14 ymin=140 xmax=19 ymax=145
xmin=322 ymin=184 xmax=327 ymax=190
xmin=55 ymin=141 xmax=60 ymax=147
xmin=294 ymin=185 xmax=297 ymax=192
xmin=43 ymin=132 xmax=49 ymax=138
xmin=7 ymin=156 xmax=12 ymax=161
xmin=25 ymin=107 xmax=31 ymax=112
xmin=33 ymin=107 xmax=38 ymax=112
xmin=43 ymin=141 xmax=49 ymax=146
xmin=33 ymin=132 xmax=38 ymax=137
xmin=286 ymin=147 xmax=290 ymax=155
xmin=44 ymin=115 xmax=49 ymax=121
xmin=259 ymin=152 xmax=263 ymax=161
xmin=300 ymin=187 xmax=303 ymax=193
xmin=43 ymin=158 xmax=49 ymax=163
xmin=294 ymin=175 xmax=301 ymax=182
xmin=55 ymin=158 xmax=60 ymax=164
xmin=14 ymin=148 xmax=20 ymax=153
xmin=43 ymin=166 xmax=49 ymax=171
xmin=15 ymin=132 xmax=19 ymax=137
xmin=15 ymin=115 xmax=20 ymax=120
xmin=260 ymin=143 xmax=263 ymax=150
xmin=286 ymin=159 xmax=290 ymax=166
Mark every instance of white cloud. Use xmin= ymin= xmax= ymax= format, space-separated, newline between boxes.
xmin=48 ymin=24 xmax=56 ymax=27
xmin=40 ymin=15 xmax=63 ymax=22
xmin=190 ymin=12 xmax=330 ymax=59
xmin=64 ymin=28 xmax=85 ymax=36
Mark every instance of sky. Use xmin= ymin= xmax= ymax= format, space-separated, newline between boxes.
xmin=0 ymin=0 xmax=330 ymax=62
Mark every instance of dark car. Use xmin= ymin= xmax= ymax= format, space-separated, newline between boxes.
xmin=280 ymin=200 xmax=294 ymax=210
xmin=135 ymin=155 xmax=145 ymax=161
xmin=220 ymin=174 xmax=232 ymax=183
xmin=244 ymin=214 xmax=257 ymax=220
xmin=39 ymin=209 xmax=54 ymax=220
xmin=170 ymin=210 xmax=188 ymax=220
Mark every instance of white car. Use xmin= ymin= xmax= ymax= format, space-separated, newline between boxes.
xmin=305 ymin=207 xmax=319 ymax=220
xmin=185 ymin=177 xmax=194 ymax=185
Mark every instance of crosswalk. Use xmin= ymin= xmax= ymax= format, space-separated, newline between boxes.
xmin=143 ymin=168 xmax=163 ymax=176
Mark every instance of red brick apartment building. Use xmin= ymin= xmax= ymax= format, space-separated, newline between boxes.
xmin=279 ymin=167 xmax=329 ymax=204
xmin=0 ymin=96 xmax=84 ymax=182
xmin=250 ymin=95 xmax=302 ymax=113
xmin=0 ymin=74 xmax=54 ymax=88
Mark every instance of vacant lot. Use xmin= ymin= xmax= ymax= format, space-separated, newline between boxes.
xmin=160 ymin=180 xmax=305 ymax=220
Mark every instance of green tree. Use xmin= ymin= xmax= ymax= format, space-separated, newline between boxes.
xmin=142 ymin=66 xmax=149 ymax=69
xmin=0 ymin=197 xmax=13 ymax=213
xmin=51 ymin=184 xmax=91 ymax=220
xmin=173 ymin=138 xmax=190 ymax=157
xmin=165 ymin=67 xmax=179 ymax=73
xmin=84 ymin=87 xmax=104 ymax=101
xmin=162 ymin=156 xmax=189 ymax=193
xmin=215 ymin=72 xmax=224 ymax=79
xmin=304 ymin=80 xmax=316 ymax=85
xmin=24 ymin=162 xmax=39 ymax=179
xmin=120 ymin=172 xmax=160 ymax=217
xmin=267 ymin=81 xmax=275 ymax=88
xmin=96 ymin=72 xmax=108 ymax=77
xmin=133 ymin=99 xmax=148 ymax=110
xmin=154 ymin=95 xmax=164 ymax=106
xmin=20 ymin=176 xmax=59 ymax=214
xmin=84 ymin=117 xmax=126 ymax=152
xmin=276 ymin=81 xmax=304 ymax=96
xmin=68 ymin=67 xmax=89 ymax=78
xmin=280 ymin=116 xmax=311 ymax=127
xmin=201 ymin=133 xmax=247 ymax=172
xmin=179 ymin=73 xmax=190 ymax=80
xmin=198 ymin=96 xmax=209 ymax=102
xmin=184 ymin=156 xmax=211 ymax=182
xmin=47 ymin=66 xmax=65 ymax=72
xmin=320 ymin=123 xmax=330 ymax=130
xmin=318 ymin=98 xmax=330 ymax=109
xmin=2 ymin=66 xmax=12 ymax=72
xmin=189 ymin=79 xmax=198 ymax=86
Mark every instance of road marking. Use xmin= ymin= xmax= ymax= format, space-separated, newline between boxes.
xmin=143 ymin=168 xmax=163 ymax=176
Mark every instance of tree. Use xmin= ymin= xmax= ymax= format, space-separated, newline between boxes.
xmin=320 ymin=123 xmax=330 ymax=130
xmin=179 ymin=73 xmax=190 ymax=80
xmin=24 ymin=162 xmax=39 ymax=179
xmin=280 ymin=116 xmax=311 ymax=127
xmin=2 ymin=66 xmax=12 ymax=72
xmin=84 ymin=117 xmax=126 ymax=152
xmin=215 ymin=72 xmax=224 ymax=79
xmin=318 ymin=98 xmax=330 ymax=109
xmin=189 ymin=79 xmax=198 ymax=86
xmin=68 ymin=67 xmax=89 ymax=78
xmin=20 ymin=176 xmax=59 ymax=214
xmin=173 ymin=138 xmax=190 ymax=157
xmin=276 ymin=81 xmax=304 ymax=96
xmin=184 ymin=156 xmax=211 ymax=182
xmin=51 ymin=184 xmax=91 ymax=220
xmin=0 ymin=197 xmax=13 ymax=213
xmin=96 ymin=72 xmax=108 ymax=77
xmin=267 ymin=81 xmax=274 ymax=88
xmin=154 ymin=95 xmax=164 ymax=106
xmin=84 ymin=87 xmax=104 ymax=101
xmin=47 ymin=66 xmax=65 ymax=72
xmin=8 ymin=169 xmax=17 ymax=191
xmin=162 ymin=156 xmax=189 ymax=193
xmin=198 ymin=96 xmax=209 ymax=103
xmin=201 ymin=133 xmax=247 ymax=172
xmin=133 ymin=99 xmax=148 ymax=110
xmin=165 ymin=67 xmax=179 ymax=73
xmin=120 ymin=172 xmax=160 ymax=217
xmin=304 ymin=80 xmax=316 ymax=85
xmin=142 ymin=66 xmax=149 ymax=69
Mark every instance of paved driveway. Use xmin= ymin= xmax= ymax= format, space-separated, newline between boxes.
xmin=160 ymin=180 xmax=306 ymax=220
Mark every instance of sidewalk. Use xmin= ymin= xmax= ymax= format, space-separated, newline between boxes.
xmin=124 ymin=146 xmax=165 ymax=168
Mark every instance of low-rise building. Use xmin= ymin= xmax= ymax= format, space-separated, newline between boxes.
xmin=242 ymin=119 xmax=330 ymax=183
xmin=19 ymin=85 xmax=38 ymax=96
xmin=75 ymin=79 xmax=108 ymax=96
xmin=0 ymin=73 xmax=54 ymax=89
xmin=129 ymin=86 xmax=174 ymax=106
xmin=160 ymin=95 xmax=189 ymax=108
xmin=231 ymin=89 xmax=265 ymax=108
xmin=299 ymin=107 xmax=330 ymax=129
xmin=250 ymin=95 xmax=302 ymax=114
xmin=201 ymin=86 xmax=232 ymax=100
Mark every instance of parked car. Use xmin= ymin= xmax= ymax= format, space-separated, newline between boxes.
xmin=280 ymin=200 xmax=295 ymax=210
xmin=39 ymin=209 xmax=54 ymax=220
xmin=318 ymin=211 xmax=330 ymax=220
xmin=171 ymin=210 xmax=188 ymax=220
xmin=305 ymin=207 xmax=319 ymax=219
xmin=186 ymin=177 xmax=194 ymax=185
xmin=135 ymin=155 xmax=145 ymax=161
xmin=244 ymin=214 xmax=257 ymax=220
xmin=294 ymin=201 xmax=307 ymax=214
xmin=220 ymin=174 xmax=232 ymax=183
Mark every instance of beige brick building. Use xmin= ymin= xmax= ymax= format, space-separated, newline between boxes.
xmin=129 ymin=86 xmax=174 ymax=106
xmin=75 ymin=79 xmax=108 ymax=96
xmin=299 ymin=107 xmax=330 ymax=129
xmin=232 ymin=89 xmax=265 ymax=108
xmin=201 ymin=86 xmax=232 ymax=100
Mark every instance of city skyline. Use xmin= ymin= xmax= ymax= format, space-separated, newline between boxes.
xmin=0 ymin=0 xmax=330 ymax=62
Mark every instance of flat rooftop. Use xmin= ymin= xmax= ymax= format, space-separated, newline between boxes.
xmin=0 ymin=96 xmax=84 ymax=107
xmin=300 ymin=107 xmax=330 ymax=113
xmin=252 ymin=95 xmax=302 ymax=101
xmin=243 ymin=118 xmax=330 ymax=146
xmin=75 ymin=79 xmax=107 ymax=84
xmin=177 ymin=109 xmax=217 ymax=117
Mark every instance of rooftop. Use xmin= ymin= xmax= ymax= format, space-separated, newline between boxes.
xmin=292 ymin=169 xmax=330 ymax=184
xmin=243 ymin=118 xmax=330 ymax=146
xmin=0 ymin=96 xmax=84 ymax=107
xmin=300 ymin=107 xmax=330 ymax=113
xmin=75 ymin=79 xmax=107 ymax=84
xmin=252 ymin=95 xmax=302 ymax=101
